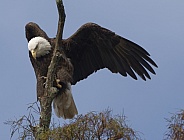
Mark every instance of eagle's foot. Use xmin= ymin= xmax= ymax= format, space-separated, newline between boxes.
xmin=40 ymin=76 xmax=62 ymax=89
xmin=40 ymin=76 xmax=47 ymax=87
xmin=41 ymin=76 xmax=47 ymax=80
xmin=56 ymin=79 xmax=62 ymax=89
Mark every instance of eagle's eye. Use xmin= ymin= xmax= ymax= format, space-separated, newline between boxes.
xmin=35 ymin=44 xmax=39 ymax=50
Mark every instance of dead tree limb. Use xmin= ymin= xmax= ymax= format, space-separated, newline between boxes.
xmin=37 ymin=0 xmax=66 ymax=138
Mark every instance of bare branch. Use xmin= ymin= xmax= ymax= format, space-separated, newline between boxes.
xmin=37 ymin=0 xmax=66 ymax=137
xmin=6 ymin=109 xmax=142 ymax=139
xmin=164 ymin=110 xmax=184 ymax=140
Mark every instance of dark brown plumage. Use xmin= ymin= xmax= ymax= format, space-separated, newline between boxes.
xmin=25 ymin=22 xmax=157 ymax=119
xmin=62 ymin=23 xmax=157 ymax=84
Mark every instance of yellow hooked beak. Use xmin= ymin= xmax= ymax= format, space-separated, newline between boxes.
xmin=31 ymin=50 xmax=37 ymax=59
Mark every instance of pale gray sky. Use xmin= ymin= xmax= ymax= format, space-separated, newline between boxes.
xmin=1 ymin=1 xmax=184 ymax=139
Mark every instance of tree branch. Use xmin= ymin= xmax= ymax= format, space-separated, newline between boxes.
xmin=37 ymin=0 xmax=66 ymax=138
xmin=45 ymin=0 xmax=65 ymax=91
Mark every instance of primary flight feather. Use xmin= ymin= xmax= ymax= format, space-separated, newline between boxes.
xmin=26 ymin=22 xmax=157 ymax=119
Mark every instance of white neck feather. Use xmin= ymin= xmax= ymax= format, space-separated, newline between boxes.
xmin=28 ymin=36 xmax=51 ymax=58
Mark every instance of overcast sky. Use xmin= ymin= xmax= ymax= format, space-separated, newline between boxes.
xmin=1 ymin=0 xmax=184 ymax=139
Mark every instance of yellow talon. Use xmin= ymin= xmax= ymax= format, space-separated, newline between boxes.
xmin=56 ymin=79 xmax=62 ymax=88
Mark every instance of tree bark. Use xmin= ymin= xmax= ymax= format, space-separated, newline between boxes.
xmin=36 ymin=0 xmax=66 ymax=139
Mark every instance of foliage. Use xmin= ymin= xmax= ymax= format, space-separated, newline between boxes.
xmin=5 ymin=104 xmax=142 ymax=140
xmin=164 ymin=110 xmax=184 ymax=140
xmin=49 ymin=110 xmax=142 ymax=140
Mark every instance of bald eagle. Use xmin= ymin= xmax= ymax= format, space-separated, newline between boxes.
xmin=26 ymin=22 xmax=157 ymax=119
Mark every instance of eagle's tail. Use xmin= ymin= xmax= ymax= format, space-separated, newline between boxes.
xmin=53 ymin=83 xmax=78 ymax=119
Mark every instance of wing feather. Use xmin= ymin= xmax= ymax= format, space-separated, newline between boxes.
xmin=62 ymin=23 xmax=157 ymax=84
xmin=114 ymin=47 xmax=137 ymax=79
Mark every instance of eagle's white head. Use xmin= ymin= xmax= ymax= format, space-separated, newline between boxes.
xmin=28 ymin=36 xmax=52 ymax=59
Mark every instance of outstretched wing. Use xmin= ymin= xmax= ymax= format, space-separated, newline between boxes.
xmin=63 ymin=23 xmax=158 ymax=85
